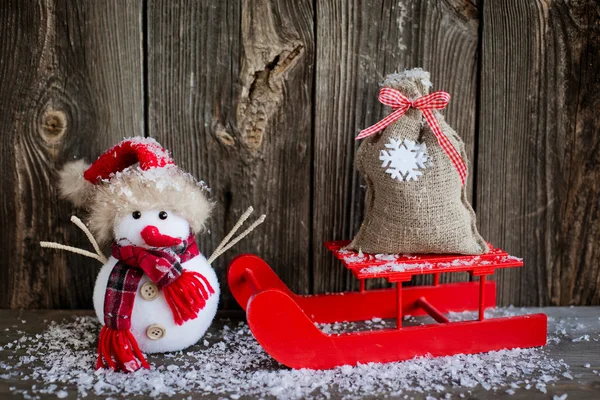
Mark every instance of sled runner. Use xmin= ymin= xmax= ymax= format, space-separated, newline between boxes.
xmin=228 ymin=241 xmax=547 ymax=370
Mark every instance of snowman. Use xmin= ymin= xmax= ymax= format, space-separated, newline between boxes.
xmin=47 ymin=138 xmax=238 ymax=373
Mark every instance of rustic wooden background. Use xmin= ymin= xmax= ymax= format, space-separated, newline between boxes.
xmin=0 ymin=0 xmax=598 ymax=310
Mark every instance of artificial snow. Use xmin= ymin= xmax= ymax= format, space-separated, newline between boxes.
xmin=571 ymin=335 xmax=590 ymax=342
xmin=123 ymin=136 xmax=172 ymax=164
xmin=100 ymin=137 xmax=211 ymax=196
xmin=383 ymin=68 xmax=433 ymax=89
xmin=358 ymin=256 xmax=521 ymax=276
xmin=107 ymin=165 xmax=210 ymax=196
xmin=335 ymin=246 xmax=518 ymax=273
xmin=1 ymin=308 xmax=574 ymax=399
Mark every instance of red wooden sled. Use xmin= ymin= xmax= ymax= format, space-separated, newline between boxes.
xmin=228 ymin=241 xmax=547 ymax=370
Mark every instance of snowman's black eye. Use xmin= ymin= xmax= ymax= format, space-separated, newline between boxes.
xmin=132 ymin=211 xmax=142 ymax=219
xmin=159 ymin=211 xmax=168 ymax=220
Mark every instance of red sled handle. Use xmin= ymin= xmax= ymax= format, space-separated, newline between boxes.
xmin=228 ymin=254 xmax=294 ymax=310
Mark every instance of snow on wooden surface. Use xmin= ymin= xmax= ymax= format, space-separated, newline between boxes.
xmin=0 ymin=308 xmax=598 ymax=399
xmin=325 ymin=241 xmax=524 ymax=280
xmin=359 ymin=255 xmax=523 ymax=275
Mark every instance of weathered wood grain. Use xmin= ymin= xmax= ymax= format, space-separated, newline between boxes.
xmin=147 ymin=0 xmax=314 ymax=308
xmin=0 ymin=0 xmax=143 ymax=308
xmin=1 ymin=0 xmax=598 ymax=309
xmin=312 ymin=0 xmax=481 ymax=294
xmin=477 ymin=0 xmax=600 ymax=306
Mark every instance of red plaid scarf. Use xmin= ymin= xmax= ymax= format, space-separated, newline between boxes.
xmin=97 ymin=234 xmax=215 ymax=372
xmin=105 ymin=234 xmax=199 ymax=330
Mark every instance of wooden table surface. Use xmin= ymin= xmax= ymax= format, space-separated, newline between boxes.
xmin=1 ymin=307 xmax=599 ymax=399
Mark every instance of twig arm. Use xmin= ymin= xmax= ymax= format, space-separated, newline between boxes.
xmin=207 ymin=214 xmax=266 ymax=265
xmin=40 ymin=241 xmax=107 ymax=264
xmin=39 ymin=214 xmax=108 ymax=264
xmin=70 ymin=216 xmax=106 ymax=261
xmin=212 ymin=206 xmax=254 ymax=257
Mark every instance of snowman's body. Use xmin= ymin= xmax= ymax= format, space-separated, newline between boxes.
xmin=93 ymin=254 xmax=219 ymax=353
xmin=93 ymin=209 xmax=220 ymax=354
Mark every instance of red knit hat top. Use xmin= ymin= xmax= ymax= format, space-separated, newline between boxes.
xmin=83 ymin=138 xmax=174 ymax=184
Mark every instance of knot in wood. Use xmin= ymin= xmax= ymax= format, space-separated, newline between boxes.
xmin=215 ymin=127 xmax=236 ymax=147
xmin=41 ymin=110 xmax=67 ymax=138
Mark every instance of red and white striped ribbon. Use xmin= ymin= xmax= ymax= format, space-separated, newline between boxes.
xmin=356 ymin=88 xmax=466 ymax=185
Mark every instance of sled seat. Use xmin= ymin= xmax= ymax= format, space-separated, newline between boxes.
xmin=325 ymin=240 xmax=522 ymax=322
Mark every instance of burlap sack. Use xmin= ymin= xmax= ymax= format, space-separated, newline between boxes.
xmin=349 ymin=69 xmax=488 ymax=255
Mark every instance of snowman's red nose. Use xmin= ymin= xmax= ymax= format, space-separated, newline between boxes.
xmin=140 ymin=225 xmax=183 ymax=247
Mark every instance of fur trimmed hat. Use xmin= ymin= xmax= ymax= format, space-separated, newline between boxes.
xmin=59 ymin=137 xmax=212 ymax=244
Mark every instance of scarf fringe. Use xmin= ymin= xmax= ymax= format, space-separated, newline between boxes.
xmin=96 ymin=326 xmax=150 ymax=373
xmin=163 ymin=270 xmax=215 ymax=325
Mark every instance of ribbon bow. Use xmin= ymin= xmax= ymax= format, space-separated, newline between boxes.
xmin=356 ymin=88 xmax=466 ymax=185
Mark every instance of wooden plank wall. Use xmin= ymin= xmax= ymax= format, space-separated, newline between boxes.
xmin=478 ymin=0 xmax=600 ymax=306
xmin=0 ymin=0 xmax=144 ymax=308
xmin=0 ymin=0 xmax=597 ymax=309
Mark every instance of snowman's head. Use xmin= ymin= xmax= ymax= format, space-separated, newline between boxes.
xmin=58 ymin=138 xmax=212 ymax=245
xmin=113 ymin=209 xmax=191 ymax=248
xmin=85 ymin=165 xmax=212 ymax=245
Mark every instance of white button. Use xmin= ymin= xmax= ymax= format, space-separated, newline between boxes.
xmin=146 ymin=324 xmax=166 ymax=340
xmin=140 ymin=282 xmax=159 ymax=301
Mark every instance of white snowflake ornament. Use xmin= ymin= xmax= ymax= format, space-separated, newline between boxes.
xmin=379 ymin=138 xmax=429 ymax=182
